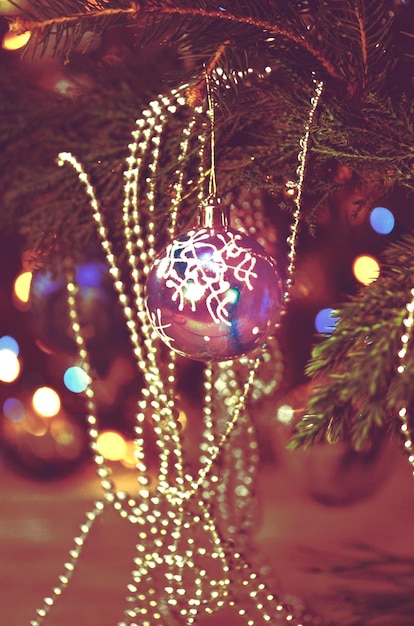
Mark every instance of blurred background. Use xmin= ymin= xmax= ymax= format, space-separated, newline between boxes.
xmin=2 ymin=2 xmax=414 ymax=625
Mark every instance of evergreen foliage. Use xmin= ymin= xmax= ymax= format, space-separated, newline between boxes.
xmin=2 ymin=0 xmax=414 ymax=450
xmin=2 ymin=2 xmax=414 ymax=249
xmin=290 ymin=232 xmax=414 ymax=450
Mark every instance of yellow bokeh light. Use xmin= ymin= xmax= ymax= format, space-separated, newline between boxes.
xmin=0 ymin=349 xmax=20 ymax=383
xmin=2 ymin=29 xmax=31 ymax=50
xmin=14 ymin=271 xmax=32 ymax=304
xmin=352 ymin=255 xmax=380 ymax=285
xmin=0 ymin=0 xmax=24 ymax=15
xmin=177 ymin=409 xmax=187 ymax=430
xmin=97 ymin=430 xmax=127 ymax=461
xmin=120 ymin=440 xmax=138 ymax=468
xmin=32 ymin=386 xmax=61 ymax=418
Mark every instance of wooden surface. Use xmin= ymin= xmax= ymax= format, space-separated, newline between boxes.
xmin=2 ymin=436 xmax=414 ymax=626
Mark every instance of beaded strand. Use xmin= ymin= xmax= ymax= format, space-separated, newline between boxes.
xmin=29 ymin=500 xmax=106 ymax=626
xmin=281 ymin=79 xmax=324 ymax=309
xmin=31 ymin=71 xmax=325 ymax=626
xmin=397 ymin=288 xmax=414 ymax=471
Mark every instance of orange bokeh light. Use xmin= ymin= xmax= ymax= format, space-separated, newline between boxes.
xmin=14 ymin=271 xmax=32 ymax=304
xmin=2 ymin=29 xmax=31 ymax=51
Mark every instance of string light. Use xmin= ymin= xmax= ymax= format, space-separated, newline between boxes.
xmin=30 ymin=73 xmax=323 ymax=626
xmin=29 ymin=500 xmax=106 ymax=626
xmin=396 ymin=288 xmax=414 ymax=474
xmin=282 ymin=78 xmax=324 ymax=311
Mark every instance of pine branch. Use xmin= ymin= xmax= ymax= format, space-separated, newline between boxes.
xmin=289 ymin=232 xmax=414 ymax=451
xmin=0 ymin=4 xmax=412 ymax=273
xmin=9 ymin=0 xmax=390 ymax=90
xmin=1 ymin=0 xmax=414 ymax=459
xmin=313 ymin=94 xmax=414 ymax=184
xmin=313 ymin=0 xmax=396 ymax=95
xmin=0 ymin=46 xmax=183 ymax=255
xmin=355 ymin=1 xmax=369 ymax=91
xmin=1 ymin=42 xmax=414 ymax=257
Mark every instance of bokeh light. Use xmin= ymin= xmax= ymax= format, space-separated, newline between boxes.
xmin=369 ymin=206 xmax=395 ymax=235
xmin=14 ymin=271 xmax=32 ymax=304
xmin=30 ymin=269 xmax=63 ymax=298
xmin=3 ymin=397 xmax=25 ymax=423
xmin=76 ymin=261 xmax=108 ymax=287
xmin=96 ymin=430 xmax=127 ymax=461
xmin=177 ymin=409 xmax=187 ymax=430
xmin=276 ymin=404 xmax=295 ymax=425
xmin=120 ymin=440 xmax=138 ymax=468
xmin=63 ymin=366 xmax=90 ymax=393
xmin=54 ymin=78 xmax=80 ymax=98
xmin=0 ymin=349 xmax=20 ymax=382
xmin=32 ymin=386 xmax=61 ymax=418
xmin=50 ymin=418 xmax=84 ymax=460
xmin=314 ymin=307 xmax=339 ymax=334
xmin=0 ymin=0 xmax=27 ymax=14
xmin=0 ymin=335 xmax=19 ymax=356
xmin=2 ymin=30 xmax=31 ymax=51
xmin=353 ymin=255 xmax=381 ymax=285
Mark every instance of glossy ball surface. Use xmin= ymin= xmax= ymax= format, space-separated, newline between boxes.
xmin=146 ymin=226 xmax=283 ymax=361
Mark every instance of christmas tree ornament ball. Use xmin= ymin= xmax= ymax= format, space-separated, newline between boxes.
xmin=29 ymin=258 xmax=123 ymax=354
xmin=146 ymin=223 xmax=283 ymax=361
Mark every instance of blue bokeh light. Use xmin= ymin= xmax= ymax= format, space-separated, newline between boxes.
xmin=76 ymin=262 xmax=107 ymax=288
xmin=31 ymin=270 xmax=64 ymax=297
xmin=3 ymin=397 xmax=26 ymax=423
xmin=315 ymin=307 xmax=339 ymax=334
xmin=63 ymin=366 xmax=90 ymax=393
xmin=369 ymin=206 xmax=395 ymax=235
xmin=0 ymin=335 xmax=19 ymax=356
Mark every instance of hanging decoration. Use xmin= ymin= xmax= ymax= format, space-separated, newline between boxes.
xmin=145 ymin=198 xmax=283 ymax=361
xmin=28 ymin=70 xmax=324 ymax=626
xmin=146 ymin=76 xmax=283 ymax=361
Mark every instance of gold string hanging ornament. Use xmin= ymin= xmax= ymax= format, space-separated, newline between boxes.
xmin=145 ymin=73 xmax=285 ymax=361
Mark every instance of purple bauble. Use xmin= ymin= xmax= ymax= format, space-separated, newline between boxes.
xmin=145 ymin=225 xmax=283 ymax=361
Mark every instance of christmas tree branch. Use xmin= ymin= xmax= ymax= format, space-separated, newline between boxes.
xmin=9 ymin=3 xmax=137 ymax=34
xmin=289 ymin=233 xmax=414 ymax=451
xmin=147 ymin=5 xmax=342 ymax=83
xmin=355 ymin=3 xmax=368 ymax=90
xmin=186 ymin=41 xmax=230 ymax=107
xmin=1 ymin=45 xmax=414 ymax=258
xmin=8 ymin=1 xmax=361 ymax=86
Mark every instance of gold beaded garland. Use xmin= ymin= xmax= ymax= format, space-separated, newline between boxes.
xmin=29 ymin=73 xmax=324 ymax=626
xmin=397 ymin=288 xmax=414 ymax=471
